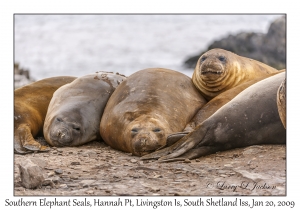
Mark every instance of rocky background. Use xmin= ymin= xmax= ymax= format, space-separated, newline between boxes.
xmin=184 ymin=16 xmax=286 ymax=70
xmin=14 ymin=63 xmax=35 ymax=89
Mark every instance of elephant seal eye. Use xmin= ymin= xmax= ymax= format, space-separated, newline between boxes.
xmin=200 ymin=56 xmax=207 ymax=62
xmin=153 ymin=128 xmax=161 ymax=132
xmin=218 ymin=56 xmax=226 ymax=62
xmin=73 ymin=127 xmax=80 ymax=131
xmin=131 ymin=128 xmax=138 ymax=133
xmin=56 ymin=117 xmax=62 ymax=122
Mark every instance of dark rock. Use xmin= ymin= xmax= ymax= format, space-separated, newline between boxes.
xmin=55 ymin=169 xmax=63 ymax=174
xmin=14 ymin=63 xmax=35 ymax=89
xmin=184 ymin=16 xmax=286 ymax=70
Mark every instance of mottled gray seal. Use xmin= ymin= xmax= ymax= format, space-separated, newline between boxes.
xmin=100 ymin=68 xmax=207 ymax=156
xmin=43 ymin=72 xmax=126 ymax=147
xmin=192 ymin=48 xmax=279 ymax=100
xmin=142 ymin=72 xmax=286 ymax=161
xmin=14 ymin=76 xmax=76 ymax=154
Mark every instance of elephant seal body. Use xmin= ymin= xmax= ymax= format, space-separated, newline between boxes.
xmin=166 ymin=70 xmax=285 ymax=144
xmin=277 ymin=78 xmax=286 ymax=128
xmin=100 ymin=68 xmax=207 ymax=156
xmin=142 ymin=72 xmax=286 ymax=161
xmin=43 ymin=72 xmax=126 ymax=147
xmin=14 ymin=76 xmax=76 ymax=154
xmin=192 ymin=48 xmax=278 ymax=100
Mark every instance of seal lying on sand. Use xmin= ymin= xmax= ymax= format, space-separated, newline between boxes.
xmin=166 ymin=70 xmax=285 ymax=145
xmin=100 ymin=68 xmax=207 ymax=156
xmin=142 ymin=72 xmax=286 ymax=161
xmin=43 ymin=72 xmax=126 ymax=147
xmin=14 ymin=76 xmax=76 ymax=154
xmin=192 ymin=48 xmax=279 ymax=100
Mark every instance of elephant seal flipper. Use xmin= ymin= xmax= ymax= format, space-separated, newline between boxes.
xmin=143 ymin=72 xmax=286 ymax=161
xmin=14 ymin=76 xmax=77 ymax=154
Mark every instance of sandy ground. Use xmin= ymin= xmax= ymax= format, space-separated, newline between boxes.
xmin=14 ymin=139 xmax=286 ymax=196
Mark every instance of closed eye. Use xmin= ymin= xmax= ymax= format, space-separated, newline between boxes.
xmin=153 ymin=128 xmax=161 ymax=132
xmin=56 ymin=117 xmax=62 ymax=122
xmin=73 ymin=127 xmax=80 ymax=131
xmin=131 ymin=128 xmax=138 ymax=133
xmin=218 ymin=56 xmax=226 ymax=62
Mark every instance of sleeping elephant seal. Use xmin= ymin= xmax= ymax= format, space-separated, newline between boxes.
xmin=277 ymin=78 xmax=286 ymax=128
xmin=142 ymin=72 xmax=286 ymax=161
xmin=100 ymin=68 xmax=207 ymax=156
xmin=14 ymin=76 xmax=76 ymax=154
xmin=192 ymin=48 xmax=279 ymax=100
xmin=166 ymin=70 xmax=285 ymax=144
xmin=43 ymin=72 xmax=126 ymax=147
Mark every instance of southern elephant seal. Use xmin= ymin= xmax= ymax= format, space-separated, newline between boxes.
xmin=142 ymin=72 xmax=286 ymax=161
xmin=43 ymin=72 xmax=126 ymax=147
xmin=277 ymin=78 xmax=286 ymax=128
xmin=192 ymin=48 xmax=279 ymax=100
xmin=167 ymin=70 xmax=285 ymax=144
xmin=100 ymin=68 xmax=207 ymax=156
xmin=14 ymin=76 xmax=76 ymax=154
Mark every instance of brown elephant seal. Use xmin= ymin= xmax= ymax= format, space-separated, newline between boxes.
xmin=142 ymin=72 xmax=286 ymax=161
xmin=277 ymin=78 xmax=286 ymax=128
xmin=192 ymin=48 xmax=279 ymax=100
xmin=43 ymin=72 xmax=126 ymax=147
xmin=14 ymin=76 xmax=76 ymax=154
xmin=166 ymin=70 xmax=285 ymax=145
xmin=100 ymin=68 xmax=207 ymax=156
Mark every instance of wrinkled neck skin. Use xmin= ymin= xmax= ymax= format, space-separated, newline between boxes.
xmin=192 ymin=58 xmax=245 ymax=100
xmin=123 ymin=114 xmax=171 ymax=156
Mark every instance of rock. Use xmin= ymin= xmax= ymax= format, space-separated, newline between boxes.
xmin=79 ymin=180 xmax=96 ymax=187
xmin=184 ymin=159 xmax=191 ymax=163
xmin=59 ymin=184 xmax=68 ymax=189
xmin=14 ymin=63 xmax=35 ymax=89
xmin=70 ymin=162 xmax=81 ymax=165
xmin=130 ymin=159 xmax=138 ymax=163
xmin=55 ymin=169 xmax=63 ymax=174
xmin=18 ymin=158 xmax=46 ymax=189
xmin=184 ymin=16 xmax=286 ymax=70
xmin=150 ymin=187 xmax=160 ymax=192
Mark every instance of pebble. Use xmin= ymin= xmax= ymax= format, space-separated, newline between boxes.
xmin=150 ymin=187 xmax=160 ymax=192
xmin=55 ymin=169 xmax=63 ymax=174
xmin=184 ymin=159 xmax=191 ymax=163
xmin=86 ymin=190 xmax=94 ymax=194
xmin=47 ymin=172 xmax=55 ymax=177
xmin=79 ymin=180 xmax=96 ymax=187
xmin=59 ymin=184 xmax=68 ymax=189
xmin=130 ymin=159 xmax=138 ymax=163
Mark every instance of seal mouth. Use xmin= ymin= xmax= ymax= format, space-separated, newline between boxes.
xmin=49 ymin=128 xmax=72 ymax=146
xmin=201 ymin=70 xmax=223 ymax=75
